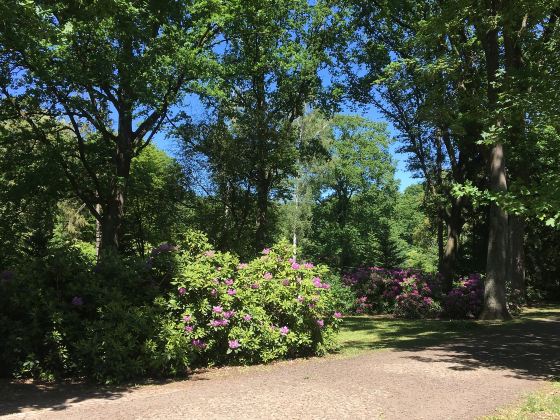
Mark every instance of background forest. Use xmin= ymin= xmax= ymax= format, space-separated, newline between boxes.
xmin=0 ymin=0 xmax=559 ymax=382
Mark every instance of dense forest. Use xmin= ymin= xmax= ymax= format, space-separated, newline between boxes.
xmin=0 ymin=0 xmax=559 ymax=382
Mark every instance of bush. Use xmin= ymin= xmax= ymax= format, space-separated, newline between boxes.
xmin=343 ymin=267 xmax=441 ymax=318
xmin=0 ymin=232 xmax=343 ymax=383
xmin=442 ymin=274 xmax=484 ymax=319
xmin=150 ymin=236 xmax=342 ymax=368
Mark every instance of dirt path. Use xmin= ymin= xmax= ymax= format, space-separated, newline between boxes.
xmin=1 ymin=316 xmax=558 ymax=420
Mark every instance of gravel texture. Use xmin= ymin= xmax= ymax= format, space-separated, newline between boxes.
xmin=1 ymin=316 xmax=558 ymax=420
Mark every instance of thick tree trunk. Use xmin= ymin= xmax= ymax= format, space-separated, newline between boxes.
xmin=480 ymin=3 xmax=511 ymax=320
xmin=481 ymin=142 xmax=511 ymax=320
xmin=98 ymin=104 xmax=133 ymax=254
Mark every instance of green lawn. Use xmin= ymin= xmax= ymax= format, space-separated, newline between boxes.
xmin=486 ymin=381 xmax=560 ymax=419
xmin=336 ymin=305 xmax=560 ymax=356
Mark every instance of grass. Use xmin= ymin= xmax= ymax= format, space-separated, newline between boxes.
xmin=336 ymin=305 xmax=560 ymax=356
xmin=486 ymin=381 xmax=560 ymax=419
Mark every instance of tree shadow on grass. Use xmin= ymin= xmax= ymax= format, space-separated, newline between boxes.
xmin=339 ymin=308 xmax=560 ymax=382
xmin=402 ymin=318 xmax=560 ymax=381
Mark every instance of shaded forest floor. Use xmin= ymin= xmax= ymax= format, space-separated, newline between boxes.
xmin=1 ymin=305 xmax=559 ymax=419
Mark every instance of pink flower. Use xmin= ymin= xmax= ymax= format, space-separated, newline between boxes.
xmin=304 ymin=262 xmax=315 ymax=269
xmin=225 ymin=278 xmax=234 ymax=286
xmin=279 ymin=326 xmax=289 ymax=336
xmin=228 ymin=339 xmax=241 ymax=349
xmin=238 ymin=263 xmax=248 ymax=269
xmin=204 ymin=250 xmax=215 ymax=257
xmin=243 ymin=314 xmax=252 ymax=321
xmin=262 ymin=248 xmax=271 ymax=255
xmin=296 ymin=295 xmax=304 ymax=303
xmin=288 ymin=258 xmax=296 ymax=264
xmin=178 ymin=287 xmax=187 ymax=295
xmin=282 ymin=279 xmax=290 ymax=286
xmin=227 ymin=288 xmax=236 ymax=296
xmin=210 ymin=288 xmax=218 ymax=297
xmin=182 ymin=315 xmax=192 ymax=323
xmin=333 ymin=312 xmax=342 ymax=319
xmin=251 ymin=283 xmax=260 ymax=289
xmin=321 ymin=283 xmax=331 ymax=289
xmin=184 ymin=325 xmax=193 ymax=333
xmin=291 ymin=262 xmax=300 ymax=270
xmin=192 ymin=339 xmax=206 ymax=349
xmin=223 ymin=310 xmax=235 ymax=319
xmin=312 ymin=277 xmax=322 ymax=287
xmin=316 ymin=319 xmax=324 ymax=328
xmin=210 ymin=319 xmax=229 ymax=327
xmin=263 ymin=272 xmax=273 ymax=280
xmin=212 ymin=305 xmax=223 ymax=313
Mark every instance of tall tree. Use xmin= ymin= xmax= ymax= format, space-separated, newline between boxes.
xmin=0 ymin=0 xmax=221 ymax=254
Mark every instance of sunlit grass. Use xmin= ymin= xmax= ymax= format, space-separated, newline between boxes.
xmin=336 ymin=304 xmax=560 ymax=356
xmin=485 ymin=381 xmax=560 ymax=419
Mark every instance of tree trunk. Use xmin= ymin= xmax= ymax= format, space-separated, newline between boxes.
xmin=507 ymin=215 xmax=526 ymax=299
xmin=440 ymin=199 xmax=463 ymax=292
xmin=480 ymin=3 xmax=511 ymax=320
xmin=255 ymin=176 xmax=269 ymax=252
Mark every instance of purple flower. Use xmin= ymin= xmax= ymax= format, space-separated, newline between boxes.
xmin=227 ymin=288 xmax=236 ymax=296
xmin=182 ymin=315 xmax=192 ymax=323
xmin=316 ymin=319 xmax=324 ymax=328
xmin=279 ymin=326 xmax=289 ymax=336
xmin=263 ymin=272 xmax=273 ymax=280
xmin=210 ymin=319 xmax=229 ymax=327
xmin=71 ymin=296 xmax=83 ymax=306
xmin=238 ymin=263 xmax=249 ymax=269
xmin=223 ymin=310 xmax=236 ymax=319
xmin=225 ymin=278 xmax=234 ymax=286
xmin=291 ymin=263 xmax=300 ymax=270
xmin=321 ymin=283 xmax=331 ymax=289
xmin=251 ymin=283 xmax=260 ymax=289
xmin=228 ymin=339 xmax=241 ymax=349
xmin=178 ymin=287 xmax=187 ymax=295
xmin=212 ymin=305 xmax=223 ymax=313
xmin=243 ymin=314 xmax=252 ymax=321
xmin=262 ymin=248 xmax=271 ymax=255
xmin=333 ymin=312 xmax=342 ymax=319
xmin=192 ymin=339 xmax=206 ymax=349
xmin=184 ymin=325 xmax=193 ymax=333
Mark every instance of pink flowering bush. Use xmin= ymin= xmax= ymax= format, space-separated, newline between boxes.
xmin=149 ymin=233 xmax=342 ymax=372
xmin=442 ymin=274 xmax=484 ymax=319
xmin=343 ymin=267 xmax=442 ymax=318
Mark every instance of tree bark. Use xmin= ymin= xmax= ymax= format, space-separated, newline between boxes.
xmin=480 ymin=2 xmax=511 ymax=320
xmin=440 ymin=198 xmax=464 ymax=292
xmin=507 ymin=215 xmax=526 ymax=299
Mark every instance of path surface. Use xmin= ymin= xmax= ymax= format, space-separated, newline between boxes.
xmin=1 ymin=315 xmax=559 ymax=420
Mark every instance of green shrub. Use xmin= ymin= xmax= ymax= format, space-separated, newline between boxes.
xmin=151 ymin=235 xmax=342 ymax=367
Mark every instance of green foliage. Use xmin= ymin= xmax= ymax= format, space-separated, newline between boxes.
xmin=151 ymin=233 xmax=342 ymax=366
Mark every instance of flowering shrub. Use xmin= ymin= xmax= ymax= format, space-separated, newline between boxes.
xmin=442 ymin=274 xmax=484 ymax=319
xmin=343 ymin=267 xmax=442 ymax=318
xmin=149 ymin=234 xmax=342 ymax=371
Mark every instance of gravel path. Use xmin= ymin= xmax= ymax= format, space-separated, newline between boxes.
xmin=1 ymin=316 xmax=558 ymax=420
